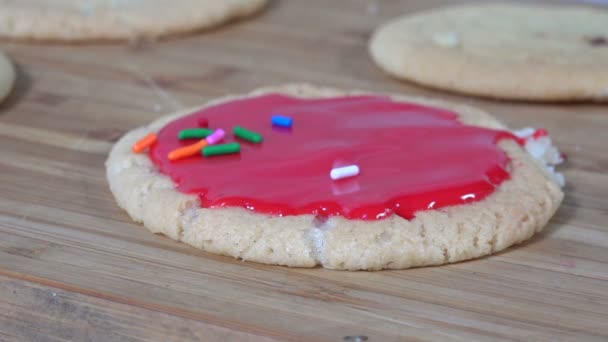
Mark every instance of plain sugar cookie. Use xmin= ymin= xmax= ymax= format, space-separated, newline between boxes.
xmin=0 ymin=0 xmax=268 ymax=42
xmin=0 ymin=52 xmax=15 ymax=103
xmin=369 ymin=4 xmax=608 ymax=101
xmin=106 ymin=84 xmax=564 ymax=271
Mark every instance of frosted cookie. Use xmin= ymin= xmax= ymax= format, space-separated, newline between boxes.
xmin=0 ymin=52 xmax=15 ymax=103
xmin=369 ymin=4 xmax=608 ymax=101
xmin=106 ymin=84 xmax=564 ymax=270
xmin=0 ymin=0 xmax=268 ymax=42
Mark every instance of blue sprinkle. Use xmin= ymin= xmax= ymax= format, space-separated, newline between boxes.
xmin=271 ymin=115 xmax=293 ymax=128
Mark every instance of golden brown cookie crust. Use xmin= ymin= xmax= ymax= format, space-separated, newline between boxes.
xmin=369 ymin=4 xmax=608 ymax=101
xmin=0 ymin=0 xmax=268 ymax=41
xmin=106 ymin=84 xmax=563 ymax=270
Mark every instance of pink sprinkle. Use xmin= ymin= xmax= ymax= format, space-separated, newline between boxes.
xmin=533 ymin=128 xmax=549 ymax=139
xmin=205 ymin=129 xmax=225 ymax=145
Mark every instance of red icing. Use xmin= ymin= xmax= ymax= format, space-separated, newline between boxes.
xmin=533 ymin=128 xmax=549 ymax=139
xmin=149 ymin=94 xmax=516 ymax=220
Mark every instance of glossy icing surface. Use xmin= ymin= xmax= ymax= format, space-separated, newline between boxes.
xmin=149 ymin=94 xmax=515 ymax=220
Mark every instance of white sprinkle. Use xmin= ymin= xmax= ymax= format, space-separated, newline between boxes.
xmin=461 ymin=193 xmax=476 ymax=200
xmin=553 ymin=172 xmax=566 ymax=187
xmin=52 ymin=292 xmax=57 ymax=297
xmin=525 ymin=139 xmax=547 ymax=160
xmin=515 ymin=128 xmax=566 ymax=188
xmin=432 ymin=32 xmax=460 ymax=48
xmin=513 ymin=127 xmax=535 ymax=139
xmin=330 ymin=165 xmax=360 ymax=180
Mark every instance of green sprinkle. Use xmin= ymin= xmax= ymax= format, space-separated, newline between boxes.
xmin=203 ymin=143 xmax=241 ymax=157
xmin=178 ymin=128 xmax=214 ymax=140
xmin=233 ymin=126 xmax=263 ymax=143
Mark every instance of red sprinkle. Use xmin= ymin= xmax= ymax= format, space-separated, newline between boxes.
xmin=533 ymin=128 xmax=549 ymax=139
xmin=197 ymin=118 xmax=209 ymax=128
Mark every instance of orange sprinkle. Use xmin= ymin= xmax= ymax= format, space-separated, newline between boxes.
xmin=132 ymin=133 xmax=157 ymax=153
xmin=168 ymin=139 xmax=208 ymax=161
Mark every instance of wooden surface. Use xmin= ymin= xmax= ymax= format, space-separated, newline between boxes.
xmin=1 ymin=1 xmax=607 ymax=341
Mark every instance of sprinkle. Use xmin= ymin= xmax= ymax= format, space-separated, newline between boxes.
xmin=178 ymin=128 xmax=214 ymax=140
xmin=203 ymin=142 xmax=241 ymax=157
xmin=272 ymin=115 xmax=293 ymax=128
xmin=168 ymin=139 xmax=207 ymax=161
xmin=168 ymin=129 xmax=225 ymax=161
xmin=330 ymin=165 xmax=360 ymax=180
xmin=524 ymin=139 xmax=546 ymax=160
xmin=197 ymin=118 xmax=209 ymax=128
xmin=132 ymin=133 xmax=157 ymax=153
xmin=206 ymin=129 xmax=225 ymax=145
xmin=234 ymin=126 xmax=263 ymax=143
xmin=513 ymin=127 xmax=535 ymax=139
xmin=461 ymin=193 xmax=476 ymax=200
xmin=553 ymin=172 xmax=566 ymax=187
xmin=533 ymin=128 xmax=549 ymax=139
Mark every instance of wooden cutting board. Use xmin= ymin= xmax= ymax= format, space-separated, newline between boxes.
xmin=1 ymin=1 xmax=607 ymax=341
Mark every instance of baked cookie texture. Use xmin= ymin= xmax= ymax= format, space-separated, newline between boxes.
xmin=0 ymin=0 xmax=268 ymax=41
xmin=106 ymin=84 xmax=564 ymax=270
xmin=0 ymin=52 xmax=15 ymax=103
xmin=369 ymin=4 xmax=608 ymax=101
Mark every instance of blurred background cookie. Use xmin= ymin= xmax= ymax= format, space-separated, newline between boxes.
xmin=370 ymin=4 xmax=608 ymax=101
xmin=0 ymin=0 xmax=268 ymax=42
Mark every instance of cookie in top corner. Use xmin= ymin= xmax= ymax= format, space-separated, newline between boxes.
xmin=369 ymin=4 xmax=608 ymax=101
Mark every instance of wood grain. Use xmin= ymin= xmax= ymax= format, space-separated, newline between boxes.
xmin=1 ymin=0 xmax=607 ymax=341
xmin=0 ymin=275 xmax=279 ymax=342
